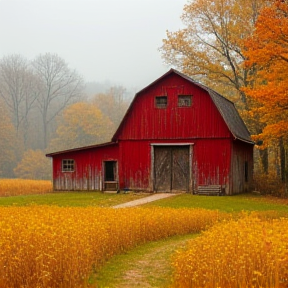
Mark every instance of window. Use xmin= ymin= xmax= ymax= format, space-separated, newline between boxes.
xmin=62 ymin=159 xmax=75 ymax=172
xmin=155 ymin=96 xmax=167 ymax=108
xmin=178 ymin=95 xmax=192 ymax=107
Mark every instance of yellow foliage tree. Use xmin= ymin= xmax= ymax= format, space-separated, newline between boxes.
xmin=160 ymin=0 xmax=268 ymax=104
xmin=14 ymin=149 xmax=51 ymax=180
xmin=92 ymin=86 xmax=130 ymax=127
xmin=48 ymin=102 xmax=115 ymax=152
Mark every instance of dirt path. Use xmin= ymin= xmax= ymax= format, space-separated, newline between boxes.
xmin=95 ymin=234 xmax=196 ymax=287
xmin=113 ymin=193 xmax=177 ymax=208
xmin=116 ymin=240 xmax=185 ymax=287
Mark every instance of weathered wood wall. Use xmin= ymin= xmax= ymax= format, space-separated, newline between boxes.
xmin=49 ymin=72 xmax=253 ymax=194
xmin=52 ymin=144 xmax=119 ymax=191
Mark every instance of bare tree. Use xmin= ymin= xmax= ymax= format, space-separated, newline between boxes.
xmin=0 ymin=54 xmax=38 ymax=144
xmin=93 ymin=86 xmax=130 ymax=128
xmin=32 ymin=53 xmax=84 ymax=148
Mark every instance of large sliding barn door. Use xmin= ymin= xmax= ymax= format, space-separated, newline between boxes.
xmin=154 ymin=146 xmax=190 ymax=192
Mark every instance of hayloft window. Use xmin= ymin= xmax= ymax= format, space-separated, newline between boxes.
xmin=178 ymin=95 xmax=192 ymax=107
xmin=62 ymin=159 xmax=75 ymax=172
xmin=155 ymin=96 xmax=167 ymax=108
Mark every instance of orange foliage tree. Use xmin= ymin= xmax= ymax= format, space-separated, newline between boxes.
xmin=244 ymin=0 xmax=288 ymax=182
xmin=161 ymin=0 xmax=270 ymax=173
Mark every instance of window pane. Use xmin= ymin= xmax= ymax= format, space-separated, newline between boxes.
xmin=62 ymin=159 xmax=75 ymax=172
xmin=155 ymin=96 xmax=167 ymax=108
xmin=178 ymin=95 xmax=192 ymax=107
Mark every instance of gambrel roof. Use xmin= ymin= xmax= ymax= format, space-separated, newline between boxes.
xmin=47 ymin=69 xmax=253 ymax=158
xmin=112 ymin=69 xmax=254 ymax=144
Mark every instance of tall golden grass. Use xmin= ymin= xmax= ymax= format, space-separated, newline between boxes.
xmin=0 ymin=206 xmax=223 ymax=288
xmin=0 ymin=179 xmax=52 ymax=196
xmin=172 ymin=213 xmax=288 ymax=288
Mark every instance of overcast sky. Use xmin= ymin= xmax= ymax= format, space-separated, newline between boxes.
xmin=0 ymin=0 xmax=187 ymax=90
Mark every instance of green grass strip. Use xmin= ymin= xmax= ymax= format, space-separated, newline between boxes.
xmin=94 ymin=233 xmax=198 ymax=288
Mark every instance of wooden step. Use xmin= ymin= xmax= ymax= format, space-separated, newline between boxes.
xmin=196 ymin=185 xmax=223 ymax=196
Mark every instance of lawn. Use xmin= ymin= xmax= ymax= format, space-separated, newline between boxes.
xmin=1 ymin=191 xmax=288 ymax=213
xmin=0 ymin=191 xmax=149 ymax=207
xmin=144 ymin=193 xmax=288 ymax=213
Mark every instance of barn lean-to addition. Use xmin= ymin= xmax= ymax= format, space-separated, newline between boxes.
xmin=46 ymin=69 xmax=254 ymax=195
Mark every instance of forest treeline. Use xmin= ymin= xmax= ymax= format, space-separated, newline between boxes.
xmin=160 ymin=0 xmax=288 ymax=196
xmin=1 ymin=0 xmax=288 ymax=197
xmin=0 ymin=53 xmax=131 ymax=179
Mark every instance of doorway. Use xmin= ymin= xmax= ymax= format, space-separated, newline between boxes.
xmin=104 ymin=161 xmax=118 ymax=191
xmin=153 ymin=146 xmax=190 ymax=192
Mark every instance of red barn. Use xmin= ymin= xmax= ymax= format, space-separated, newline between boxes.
xmin=46 ymin=69 xmax=254 ymax=195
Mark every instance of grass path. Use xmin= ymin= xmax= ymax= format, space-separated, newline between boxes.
xmin=94 ymin=234 xmax=197 ymax=288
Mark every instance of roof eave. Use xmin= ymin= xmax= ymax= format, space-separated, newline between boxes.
xmin=46 ymin=141 xmax=117 ymax=157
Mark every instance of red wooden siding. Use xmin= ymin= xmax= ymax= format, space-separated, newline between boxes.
xmin=118 ymin=140 xmax=151 ymax=190
xmin=115 ymin=74 xmax=232 ymax=141
xmin=117 ymin=138 xmax=231 ymax=193
xmin=193 ymin=139 xmax=231 ymax=193
xmin=47 ymin=69 xmax=254 ymax=194
xmin=230 ymin=140 xmax=254 ymax=194
xmin=52 ymin=144 xmax=119 ymax=190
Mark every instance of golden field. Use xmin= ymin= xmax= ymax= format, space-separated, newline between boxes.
xmin=1 ymin=180 xmax=288 ymax=287
xmin=0 ymin=179 xmax=52 ymax=196
xmin=0 ymin=206 xmax=222 ymax=288
xmin=172 ymin=213 xmax=288 ymax=288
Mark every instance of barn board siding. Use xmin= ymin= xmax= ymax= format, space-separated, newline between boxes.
xmin=154 ymin=146 xmax=190 ymax=192
xmin=47 ymin=69 xmax=254 ymax=195
xmin=230 ymin=140 xmax=254 ymax=194
xmin=154 ymin=147 xmax=171 ymax=192
xmin=193 ymin=139 xmax=231 ymax=193
xmin=118 ymin=140 xmax=151 ymax=191
xmin=52 ymin=144 xmax=119 ymax=191
xmin=115 ymin=74 xmax=232 ymax=141
xmin=171 ymin=147 xmax=190 ymax=191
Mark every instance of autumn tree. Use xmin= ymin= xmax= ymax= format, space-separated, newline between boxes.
xmin=48 ymin=102 xmax=115 ymax=152
xmin=160 ymin=0 xmax=270 ymax=172
xmin=244 ymin=0 xmax=288 ymax=184
xmin=32 ymin=53 xmax=84 ymax=149
xmin=92 ymin=86 xmax=130 ymax=127
xmin=14 ymin=149 xmax=51 ymax=180
xmin=0 ymin=54 xmax=39 ymax=147
xmin=0 ymin=99 xmax=18 ymax=177
xmin=161 ymin=0 xmax=268 ymax=104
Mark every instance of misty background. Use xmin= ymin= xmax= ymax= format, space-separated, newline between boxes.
xmin=0 ymin=0 xmax=187 ymax=179
xmin=0 ymin=0 xmax=186 ymax=89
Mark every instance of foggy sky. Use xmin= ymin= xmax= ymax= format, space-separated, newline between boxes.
xmin=0 ymin=0 xmax=186 ymax=90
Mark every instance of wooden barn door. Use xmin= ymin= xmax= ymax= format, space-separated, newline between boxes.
xmin=154 ymin=146 xmax=189 ymax=192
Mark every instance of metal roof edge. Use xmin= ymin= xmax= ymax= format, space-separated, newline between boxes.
xmin=46 ymin=141 xmax=118 ymax=157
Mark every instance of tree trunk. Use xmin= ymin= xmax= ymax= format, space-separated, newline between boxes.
xmin=280 ymin=138 xmax=285 ymax=183
xmin=259 ymin=148 xmax=268 ymax=174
